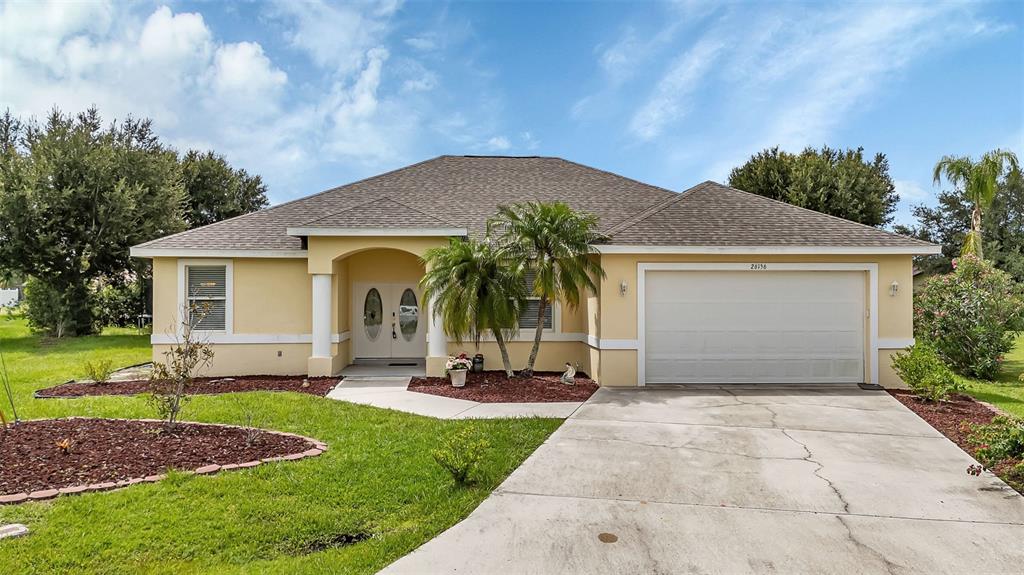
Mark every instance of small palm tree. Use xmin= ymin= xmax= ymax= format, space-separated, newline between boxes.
xmin=933 ymin=149 xmax=1020 ymax=257
xmin=420 ymin=238 xmax=527 ymax=378
xmin=488 ymin=202 xmax=606 ymax=377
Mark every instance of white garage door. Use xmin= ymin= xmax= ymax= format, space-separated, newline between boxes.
xmin=644 ymin=270 xmax=865 ymax=384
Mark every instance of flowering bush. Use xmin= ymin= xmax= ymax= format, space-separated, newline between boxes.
xmin=445 ymin=353 xmax=472 ymax=372
xmin=963 ymin=416 xmax=1024 ymax=469
xmin=890 ymin=342 xmax=962 ymax=401
xmin=914 ymin=255 xmax=1024 ymax=380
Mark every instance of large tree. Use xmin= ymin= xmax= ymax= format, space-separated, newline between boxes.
xmin=180 ymin=150 xmax=268 ymax=228
xmin=0 ymin=108 xmax=186 ymax=335
xmin=728 ymin=146 xmax=899 ymax=227
xmin=896 ymin=169 xmax=1024 ymax=282
xmin=488 ymin=202 xmax=605 ymax=377
xmin=932 ymin=149 xmax=1020 ymax=258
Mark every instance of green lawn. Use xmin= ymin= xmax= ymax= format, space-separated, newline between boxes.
xmin=0 ymin=316 xmax=561 ymax=574
xmin=961 ymin=333 xmax=1024 ymax=418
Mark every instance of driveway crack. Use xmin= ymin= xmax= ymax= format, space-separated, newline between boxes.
xmin=835 ymin=515 xmax=904 ymax=574
xmin=779 ymin=429 xmax=852 ymax=514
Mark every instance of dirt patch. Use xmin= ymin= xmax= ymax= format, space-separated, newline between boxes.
xmin=36 ymin=375 xmax=339 ymax=399
xmin=889 ymin=390 xmax=1023 ymax=495
xmin=0 ymin=418 xmax=315 ymax=495
xmin=409 ymin=371 xmax=598 ymax=403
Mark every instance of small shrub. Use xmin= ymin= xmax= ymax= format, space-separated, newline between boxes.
xmin=890 ymin=343 xmax=963 ymax=401
xmin=82 ymin=358 xmax=115 ymax=384
xmin=94 ymin=280 xmax=144 ymax=328
xmin=914 ymin=255 xmax=1024 ymax=380
xmin=965 ymin=415 xmax=1024 ymax=468
xmin=432 ymin=428 xmax=490 ymax=485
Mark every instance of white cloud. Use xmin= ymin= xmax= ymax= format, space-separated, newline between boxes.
xmin=894 ymin=180 xmax=932 ymax=204
xmin=270 ymin=0 xmax=398 ymax=75
xmin=628 ymin=36 xmax=723 ymax=140
xmin=520 ymin=131 xmax=540 ymax=150
xmin=485 ymin=136 xmax=511 ymax=151
xmin=405 ymin=36 xmax=437 ymax=51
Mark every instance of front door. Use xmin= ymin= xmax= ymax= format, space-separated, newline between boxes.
xmin=353 ymin=283 xmax=426 ymax=359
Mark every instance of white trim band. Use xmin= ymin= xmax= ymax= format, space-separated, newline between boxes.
xmin=596 ymin=245 xmax=941 ymax=255
xmin=878 ymin=337 xmax=915 ymax=349
xmin=133 ymin=247 xmax=308 ymax=259
xmin=287 ymin=227 xmax=467 ymax=237
xmin=151 ymin=332 xmax=351 ymax=345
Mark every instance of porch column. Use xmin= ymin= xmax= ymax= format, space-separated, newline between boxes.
xmin=308 ymin=273 xmax=334 ymax=376
xmin=426 ymin=295 xmax=447 ymax=377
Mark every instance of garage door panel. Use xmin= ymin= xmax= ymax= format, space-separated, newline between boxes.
xmin=644 ymin=271 xmax=865 ymax=384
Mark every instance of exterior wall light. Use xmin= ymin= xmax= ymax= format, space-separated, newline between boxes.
xmin=889 ymin=281 xmax=899 ymax=297
xmin=620 ymin=280 xmax=628 ymax=296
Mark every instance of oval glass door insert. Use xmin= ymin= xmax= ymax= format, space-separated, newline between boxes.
xmin=398 ymin=289 xmax=419 ymax=341
xmin=364 ymin=288 xmax=383 ymax=340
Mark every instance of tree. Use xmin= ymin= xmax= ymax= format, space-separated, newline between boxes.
xmin=180 ymin=150 xmax=268 ymax=228
xmin=420 ymin=238 xmax=527 ymax=378
xmin=932 ymin=149 xmax=1020 ymax=258
xmin=728 ymin=146 xmax=899 ymax=226
xmin=0 ymin=108 xmax=185 ymax=335
xmin=488 ymin=202 xmax=605 ymax=377
xmin=895 ymin=169 xmax=1024 ymax=282
xmin=151 ymin=300 xmax=215 ymax=430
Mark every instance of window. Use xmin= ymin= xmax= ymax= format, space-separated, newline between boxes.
xmin=186 ymin=265 xmax=227 ymax=331
xmin=519 ymin=271 xmax=553 ymax=330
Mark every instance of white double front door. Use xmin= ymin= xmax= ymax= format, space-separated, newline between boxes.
xmin=352 ymin=283 xmax=425 ymax=359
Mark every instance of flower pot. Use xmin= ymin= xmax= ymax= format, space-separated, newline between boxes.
xmin=450 ymin=369 xmax=468 ymax=388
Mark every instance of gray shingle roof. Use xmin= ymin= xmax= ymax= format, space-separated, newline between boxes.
xmin=134 ymin=156 xmax=935 ymax=252
xmin=606 ymin=181 xmax=936 ymax=248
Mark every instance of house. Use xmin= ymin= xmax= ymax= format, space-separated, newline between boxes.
xmin=130 ymin=155 xmax=939 ymax=386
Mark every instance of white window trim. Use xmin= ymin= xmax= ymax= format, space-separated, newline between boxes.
xmin=635 ymin=262 xmax=879 ymax=386
xmin=177 ymin=259 xmax=234 ymax=337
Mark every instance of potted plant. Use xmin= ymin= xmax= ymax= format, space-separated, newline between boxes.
xmin=446 ymin=353 xmax=472 ymax=387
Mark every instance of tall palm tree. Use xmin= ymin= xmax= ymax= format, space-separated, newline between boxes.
xmin=420 ymin=238 xmax=527 ymax=378
xmin=933 ymin=149 xmax=1020 ymax=258
xmin=488 ymin=201 xmax=606 ymax=377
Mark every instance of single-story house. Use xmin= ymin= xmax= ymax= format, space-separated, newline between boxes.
xmin=131 ymin=155 xmax=939 ymax=387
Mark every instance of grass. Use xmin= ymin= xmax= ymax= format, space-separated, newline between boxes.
xmin=960 ymin=333 xmax=1024 ymax=418
xmin=0 ymin=315 xmax=561 ymax=574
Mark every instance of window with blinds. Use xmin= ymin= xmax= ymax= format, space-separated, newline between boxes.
xmin=519 ymin=271 xmax=553 ymax=330
xmin=186 ymin=266 xmax=227 ymax=331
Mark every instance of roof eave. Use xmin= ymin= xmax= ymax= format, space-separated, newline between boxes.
xmin=594 ymin=244 xmax=942 ymax=255
xmin=130 ymin=247 xmax=309 ymax=259
xmin=286 ymin=227 xmax=468 ymax=237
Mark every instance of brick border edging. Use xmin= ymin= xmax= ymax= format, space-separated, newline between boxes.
xmin=0 ymin=417 xmax=328 ymax=505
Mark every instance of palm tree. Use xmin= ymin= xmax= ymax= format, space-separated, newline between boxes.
xmin=420 ymin=238 xmax=527 ymax=378
xmin=933 ymin=149 xmax=1020 ymax=258
xmin=488 ymin=202 xmax=606 ymax=377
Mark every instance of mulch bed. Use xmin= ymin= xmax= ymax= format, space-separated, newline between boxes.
xmin=0 ymin=418 xmax=321 ymax=498
xmin=409 ymin=371 xmax=598 ymax=403
xmin=35 ymin=375 xmax=340 ymax=399
xmin=889 ymin=390 xmax=1023 ymax=495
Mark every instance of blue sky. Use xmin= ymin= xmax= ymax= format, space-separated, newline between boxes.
xmin=1 ymin=1 xmax=1022 ymax=227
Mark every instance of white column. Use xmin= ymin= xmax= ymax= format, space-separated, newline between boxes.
xmin=311 ymin=273 xmax=332 ymax=358
xmin=427 ymin=295 xmax=447 ymax=359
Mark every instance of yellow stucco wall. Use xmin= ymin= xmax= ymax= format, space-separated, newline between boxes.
xmin=147 ymin=249 xmax=915 ymax=386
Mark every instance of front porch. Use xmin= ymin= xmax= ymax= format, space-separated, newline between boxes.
xmin=303 ymin=237 xmax=450 ymax=378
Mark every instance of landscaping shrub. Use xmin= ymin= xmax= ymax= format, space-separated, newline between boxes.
xmin=94 ymin=280 xmax=144 ymax=328
xmin=23 ymin=277 xmax=80 ymax=337
xmin=82 ymin=358 xmax=115 ymax=384
xmin=914 ymin=255 xmax=1024 ymax=379
xmin=890 ymin=342 xmax=963 ymax=401
xmin=431 ymin=427 xmax=490 ymax=485
xmin=964 ymin=415 xmax=1024 ymax=469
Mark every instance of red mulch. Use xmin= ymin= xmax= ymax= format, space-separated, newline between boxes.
xmin=36 ymin=375 xmax=340 ymax=399
xmin=889 ymin=390 xmax=1023 ymax=495
xmin=409 ymin=371 xmax=598 ymax=403
xmin=0 ymin=418 xmax=312 ymax=495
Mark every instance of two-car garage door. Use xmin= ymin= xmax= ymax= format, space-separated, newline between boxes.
xmin=643 ymin=270 xmax=865 ymax=384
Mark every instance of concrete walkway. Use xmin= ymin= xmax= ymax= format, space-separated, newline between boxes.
xmin=382 ymin=385 xmax=1024 ymax=574
xmin=325 ymin=377 xmax=584 ymax=419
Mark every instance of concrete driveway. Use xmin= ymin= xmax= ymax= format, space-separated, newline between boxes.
xmin=383 ymin=385 xmax=1024 ymax=574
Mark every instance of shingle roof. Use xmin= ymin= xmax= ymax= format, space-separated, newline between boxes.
xmin=133 ymin=156 xmax=935 ymax=252
xmin=606 ymin=181 xmax=936 ymax=248
xmin=298 ymin=197 xmax=460 ymax=229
